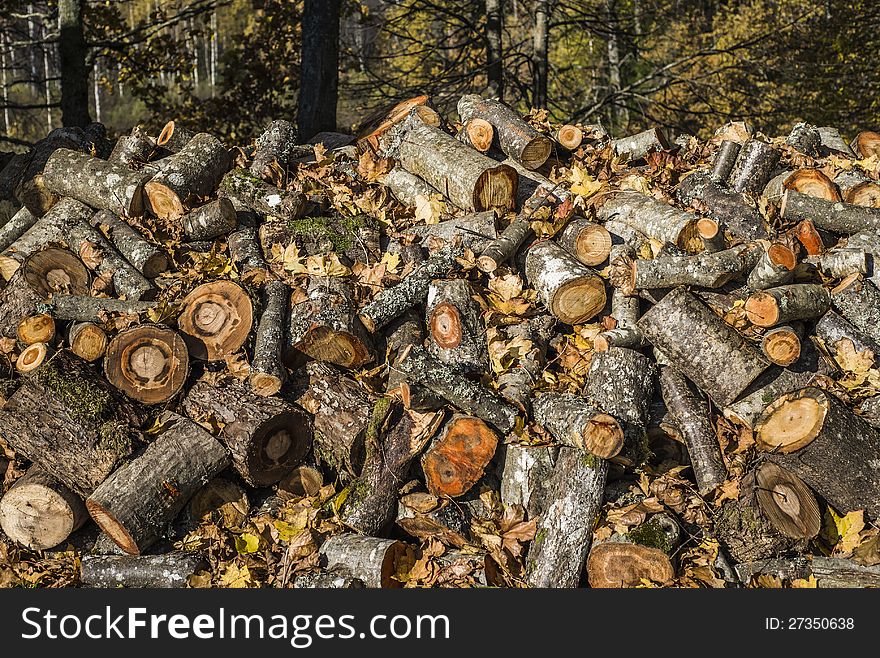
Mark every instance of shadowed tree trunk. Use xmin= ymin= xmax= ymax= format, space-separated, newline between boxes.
xmin=298 ymin=0 xmax=341 ymax=141
xmin=532 ymin=0 xmax=549 ymax=109
xmin=59 ymin=0 xmax=91 ymax=128
xmin=486 ymin=0 xmax=504 ymax=100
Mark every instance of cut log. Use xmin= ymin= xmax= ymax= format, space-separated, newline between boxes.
xmin=359 ymin=244 xmax=460 ymax=333
xmin=611 ymin=128 xmax=668 ymax=162
xmin=80 ymin=553 xmax=208 ymax=588
xmin=476 ymin=207 xmax=537 ymax=273
xmin=15 ymin=342 xmax=51 ymax=374
xmin=756 ymin=387 xmax=880 ymax=517
xmin=532 ymin=392 xmax=624 ymax=458
xmin=422 ymin=414 xmax=499 ymax=498
xmin=761 ymin=324 xmax=802 ymax=366
xmin=834 ymin=170 xmax=880 ymax=207
xmin=0 ymin=351 xmax=142 ymax=496
xmin=782 ymin=168 xmax=841 ymax=202
xmin=104 ymin=324 xmax=189 ymax=404
xmin=177 ymin=280 xmax=254 ymax=361
xmin=735 ymin=556 xmax=880 ymax=588
xmin=805 ymin=248 xmax=868 ymax=278
xmin=497 ymin=442 xmax=557 ymax=517
xmin=745 ymin=284 xmax=830 ymax=328
xmin=392 ymin=345 xmax=518 ymax=434
xmin=286 ymin=276 xmax=374 ymax=369
xmin=17 ymin=313 xmax=54 ymax=345
xmin=785 ymin=122 xmax=821 ymax=156
xmin=227 ymin=226 xmax=268 ymax=282
xmin=67 ymin=221 xmax=155 ymax=301
xmin=41 ymin=295 xmax=158 ymax=322
xmin=396 ymin=494 xmax=470 ymax=546
xmin=145 ymin=132 xmax=230 ymax=219
xmin=356 ymin=94 xmax=435 ymax=150
xmin=794 ymin=219 xmax=825 ymax=256
xmin=524 ymin=239 xmax=606 ymax=324
xmin=595 ymin=283 xmax=643 ymax=352
xmin=817 ymin=126 xmax=856 ymax=158
xmin=379 ymin=166 xmax=442 ymax=208
xmin=557 ymin=217 xmax=612 ymax=266
xmin=746 ymin=243 xmax=797 ymax=290
xmin=677 ymin=171 xmax=769 ymax=241
xmin=495 ymin=314 xmax=555 ymax=411
xmin=729 ymin=139 xmax=780 ymax=196
xmin=710 ymin=140 xmax=741 ymax=183
xmin=249 ymin=279 xmax=289 ymax=396
xmin=829 ymin=275 xmax=880 ymax=346
xmin=88 ymin=210 xmax=169 ymax=278
xmin=293 ymin=569 xmax=365 ymax=589
xmin=526 ymin=447 xmax=607 ymax=588
xmin=250 ymin=119 xmax=298 ymax=179
xmin=815 ymin=309 xmax=880 ymax=358
xmin=425 ymin=278 xmax=487 ymax=375
xmin=597 ymin=191 xmax=699 ymax=250
xmin=0 ymin=206 xmax=37 ymax=253
xmin=14 ymin=128 xmax=87 ymax=216
xmin=156 ymin=120 xmax=197 ymax=153
xmin=108 ymin=125 xmax=157 ymax=168
xmin=457 ymin=94 xmax=552 ymax=169
xmin=697 ymin=218 xmax=725 ymax=253
xmin=182 ymin=380 xmax=312 ymax=486
xmin=181 ymin=198 xmax=237 ymax=241
xmin=753 ymin=460 xmax=821 ymax=540
xmin=390 ymin=116 xmax=518 ymax=212
xmin=67 ymin=322 xmax=108 ymax=362
xmin=219 ymin=168 xmax=307 ymax=221
xmin=86 ymin=412 xmax=229 ymax=555
xmin=637 ymin=287 xmax=768 ymax=407
xmin=659 ymin=366 xmax=726 ymax=494
xmin=781 ymin=189 xmax=880 ymax=234
xmin=851 ymin=130 xmax=880 ymax=158
xmin=457 ymin=118 xmax=494 ymax=153
xmin=587 ymin=540 xmax=675 ymax=588
xmin=319 ymin=534 xmax=408 ymax=589
xmin=554 ymin=124 xmax=583 ymax=151
xmin=0 ymin=466 xmax=87 ymax=550
xmin=402 ymin=211 xmax=497 ymax=253
xmin=42 ymin=148 xmax=149 ymax=217
xmin=384 ymin=312 xmax=445 ymax=412
xmin=715 ymin=497 xmax=798 ymax=563
xmin=501 ymin=157 xmax=566 ymax=208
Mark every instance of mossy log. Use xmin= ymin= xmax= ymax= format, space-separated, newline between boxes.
xmin=0 ymin=465 xmax=88 ymax=550
xmin=637 ymin=287 xmax=769 ymax=407
xmin=496 ymin=314 xmax=555 ymax=411
xmin=42 ymin=148 xmax=149 ymax=217
xmin=259 ymin=214 xmax=380 ymax=263
xmin=425 ymin=278 xmax=487 ymax=375
xmin=80 ymin=553 xmax=208 ymax=588
xmin=596 ymin=191 xmax=699 ymax=249
xmin=744 ymin=284 xmax=830 ymax=328
xmin=532 ymin=392 xmax=624 ymax=459
xmin=104 ymin=324 xmax=189 ymax=404
xmin=781 ymin=189 xmax=880 ymax=234
xmin=422 ymin=414 xmax=499 ymax=498
xmin=145 ymin=132 xmax=231 ymax=219
xmin=249 ymin=279 xmax=289 ymax=396
xmin=108 ymin=125 xmax=157 ymax=169
xmin=88 ymin=210 xmax=169 ymax=278
xmin=220 ymin=168 xmax=307 ymax=222
xmin=86 ymin=412 xmax=229 ymax=555
xmin=0 ymin=206 xmax=37 ymax=253
xmin=729 ymin=139 xmax=780 ymax=196
xmin=177 ymin=280 xmax=254 ymax=361
xmin=457 ymin=95 xmax=551 ymax=169
xmin=524 ymin=239 xmax=606 ymax=325
xmin=526 ymin=447 xmax=607 ymax=588
xmin=182 ymin=380 xmax=312 ymax=487
xmin=319 ymin=534 xmax=408 ymax=589
xmin=250 ymin=119 xmax=298 ymax=179
xmin=610 ymin=127 xmax=668 ymax=162
xmin=182 ymin=198 xmax=238 ymax=241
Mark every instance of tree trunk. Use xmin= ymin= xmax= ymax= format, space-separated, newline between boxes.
xmin=181 ymin=198 xmax=237 ymax=242
xmin=59 ymin=0 xmax=91 ymax=128
xmin=298 ymin=0 xmax=341 ymax=141
xmin=104 ymin=324 xmax=189 ymax=404
xmin=0 ymin=207 xmax=37 ymax=253
xmin=531 ymin=0 xmax=549 ymax=109
xmin=729 ymin=139 xmax=780 ymax=196
xmin=457 ymin=95 xmax=552 ymax=170
xmin=42 ymin=295 xmax=158 ymax=322
xmin=228 ymin=226 xmax=268 ymax=283
xmin=806 ymin=248 xmax=868 ymax=279
xmin=80 ymin=553 xmax=208 ymax=588
xmin=219 ymin=168 xmax=307 ymax=221
xmin=67 ymin=221 xmax=155 ymax=301
xmin=744 ymin=284 xmax=830 ymax=328
xmin=524 ymin=239 xmax=606 ymax=325
xmin=782 ymin=189 xmax=880 ymax=234
xmin=785 ymin=122 xmax=821 ymax=156
xmin=597 ymin=191 xmax=699 ymax=250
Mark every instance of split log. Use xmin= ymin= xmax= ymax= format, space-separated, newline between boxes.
xmin=782 ymin=168 xmax=841 ymax=202
xmin=41 ymin=296 xmax=158 ymax=322
xmin=219 ymin=168 xmax=307 ymax=221
xmin=358 ymin=245 xmax=460 ymax=333
xmin=0 ymin=351 xmax=142 ymax=496
xmin=249 ymin=279 xmax=289 ymax=396
xmin=422 ymin=414 xmax=499 ymax=497
xmin=637 ymin=287 xmax=769 ymax=407
xmin=532 ymin=393 xmax=624 ymax=459
xmin=86 ymin=412 xmax=229 ymax=555
xmin=108 ymin=125 xmax=157 ymax=168
xmin=735 ymin=556 xmax=880 ymax=588
xmin=286 ymin=276 xmax=373 ymax=369
xmin=557 ymin=217 xmax=612 ymax=266
xmin=781 ymin=189 xmax=880 ymax=234
xmin=829 ymin=275 xmax=880 ymax=346
xmin=145 ymin=133 xmax=230 ymax=219
xmin=587 ymin=538 xmax=675 ymax=588
xmin=729 ymin=139 xmax=780 ymax=196
xmin=177 ymin=280 xmax=253 ymax=361
xmin=817 ymin=126 xmax=856 ymax=158
xmin=391 ymin=117 xmax=518 ymax=212
xmin=524 ymin=239 xmax=606 ymax=325
xmin=42 ymin=149 xmax=149 ymax=217
xmin=250 ymin=119 xmax=298 ymax=179
xmin=182 ymin=198 xmax=237 ymax=241
xmin=392 ymin=345 xmax=518 ymax=434
xmin=379 ymin=166 xmax=442 ymax=208
xmin=67 ymin=221 xmax=155 ymax=300
xmin=525 ymin=447 xmax=607 ymax=588
xmin=356 ymin=94 xmax=436 ymax=151
xmin=756 ymin=387 xmax=880 ymax=517
xmin=319 ymin=534 xmax=408 ymax=589
xmin=425 ymin=278 xmax=487 ymax=375
xmin=659 ymin=366 xmax=726 ymax=494
xmin=611 ymin=128 xmax=668 ymax=162
xmin=396 ymin=494 xmax=470 ymax=546
xmin=851 ymin=130 xmax=880 ymax=158
xmin=0 ymin=466 xmax=87 ymax=550
xmin=497 ymin=443 xmax=557 ymax=516
xmin=554 ymin=124 xmax=583 ymax=151
xmin=182 ymin=380 xmax=312 ymax=486
xmin=104 ymin=324 xmax=189 ymax=404
xmin=834 ymin=170 xmax=880 ymax=207
xmin=595 ymin=283 xmax=643 ymax=352
xmin=67 ymin=322 xmax=108 ymax=362
xmin=457 ymin=94 xmax=551 ymax=169
xmin=597 ymin=191 xmax=699 ymax=250
xmin=88 ymin=210 xmax=169 ymax=278
xmin=402 ymin=211 xmax=497 ymax=253
xmin=677 ymin=171 xmax=769 ymax=241
xmin=156 ymin=120 xmax=196 ymax=153
xmin=786 ymin=122 xmax=821 ymax=156
xmin=710 ymin=140 xmax=741 ymax=183
xmin=228 ymin=226 xmax=268 ymax=282
xmin=761 ymin=324 xmax=803 ymax=366
xmin=495 ymin=314 xmax=555 ymax=411
xmin=805 ymin=248 xmax=868 ymax=278
xmin=17 ymin=313 xmax=54 ymax=345
xmin=457 ymin=118 xmax=494 ymax=153
xmin=746 ymin=243 xmax=797 ymax=290
xmin=744 ymin=284 xmax=830 ymax=328
xmin=80 ymin=553 xmax=208 ymax=588
xmin=815 ymin=310 xmax=880 ymax=359
xmin=0 ymin=206 xmax=37 ymax=253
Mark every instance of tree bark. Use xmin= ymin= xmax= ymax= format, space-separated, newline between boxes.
xmin=786 ymin=122 xmax=821 ymax=156
xmin=181 ymin=198 xmax=237 ymax=242
xmin=67 ymin=220 xmax=155 ymax=301
xmin=249 ymin=279 xmax=289 ymax=396
xmin=109 ymin=125 xmax=157 ymax=169
xmin=251 ymin=119 xmax=299 ymax=179
xmin=59 ymin=0 xmax=90 ymax=127
xmin=88 ymin=210 xmax=169 ymax=278
xmin=42 ymin=295 xmax=158 ymax=322
xmin=228 ymin=226 xmax=268 ymax=283
xmin=611 ymin=128 xmax=668 ymax=162
xmin=156 ymin=121 xmax=196 ymax=153
xmin=319 ymin=533 xmax=407 ymax=589
xmin=219 ymin=168 xmax=307 ymax=221
xmin=486 ymin=0 xmax=504 ymax=100
xmin=497 ymin=442 xmax=557 ymax=517
xmin=677 ymin=171 xmax=769 ymax=241
xmin=403 ymin=211 xmax=497 ymax=253
xmin=379 ymin=166 xmax=441 ymax=208
xmin=80 ymin=553 xmax=208 ymax=588
xmin=815 ymin=309 xmax=880 ymax=356
xmin=426 ymin=278 xmax=487 ymax=375
xmin=596 ymin=191 xmax=699 ymax=249
xmin=745 ymin=284 xmax=830 ymax=328
xmin=710 ymin=140 xmax=741 ymax=184
xmin=729 ymin=139 xmax=780 ymax=196
xmin=0 ymin=197 xmax=93 ymax=272
xmin=532 ymin=392 xmax=624 ymax=459
xmin=524 ymin=239 xmax=606 ymax=325
xmin=817 ymin=126 xmax=856 ymax=158
xmin=104 ymin=324 xmax=189 ymax=404
xmin=457 ymin=95 xmax=551 ymax=169
xmin=746 ymin=243 xmax=797 ymax=290
xmin=781 ymin=189 xmax=880 ymax=234
xmin=496 ymin=314 xmax=555 ymax=411
xmin=595 ymin=282 xmax=644 ymax=352
xmin=0 ymin=206 xmax=37 ymax=253
xmin=735 ymin=556 xmax=880 ymax=588
xmin=723 ymin=367 xmax=822 ymax=429
xmin=298 ymin=0 xmax=341 ymax=141
xmin=829 ymin=276 xmax=880 ymax=346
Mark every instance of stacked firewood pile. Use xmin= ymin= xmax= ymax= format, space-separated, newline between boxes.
xmin=2 ymin=94 xmax=880 ymax=589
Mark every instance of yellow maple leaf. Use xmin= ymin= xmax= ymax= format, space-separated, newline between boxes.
xmin=379 ymin=251 xmax=401 ymax=274
xmin=618 ymin=174 xmax=652 ymax=194
xmin=234 ymin=532 xmax=261 ymax=554
xmin=824 ymin=507 xmax=865 ymax=555
xmin=568 ymin=165 xmax=603 ymax=198
xmin=219 ymin=562 xmax=254 ymax=588
xmin=414 ymin=194 xmax=447 ymax=225
xmin=488 ymin=273 xmax=524 ymax=302
xmin=790 ymin=575 xmax=818 ymax=588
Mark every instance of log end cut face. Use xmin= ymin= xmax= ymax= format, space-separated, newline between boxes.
xmin=745 ymin=291 xmax=780 ymax=327
xmin=552 ymin=276 xmax=607 ymax=325
xmin=429 ymin=302 xmax=463 ymax=349
xmin=0 ymin=483 xmax=80 ymax=550
xmin=23 ymin=248 xmax=90 ymax=298
xmin=754 ymin=461 xmax=821 ymax=540
xmin=575 ymin=224 xmax=613 ymax=266
xmin=520 ymin=136 xmax=553 ymax=170
xmin=755 ymin=387 xmax=828 ymax=454
xmin=105 ymin=326 xmax=189 ymax=404
xmin=422 ymin=416 xmax=500 ymax=498
xmin=474 ymin=164 xmax=519 ymax=213
xmin=229 ymin=410 xmax=313 ymax=487
xmin=587 ymin=542 xmax=675 ymax=588
xmin=293 ymin=325 xmax=373 ymax=370
xmin=86 ymin=498 xmax=141 ymax=555
xmin=583 ymin=413 xmax=624 ymax=459
xmin=144 ymin=180 xmax=186 ymax=220
xmin=178 ymin=280 xmax=254 ymax=361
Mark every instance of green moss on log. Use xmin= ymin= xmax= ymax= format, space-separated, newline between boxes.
xmin=33 ymin=362 xmax=113 ymax=423
xmin=627 ymin=517 xmax=672 ymax=553
xmin=288 ymin=214 xmax=374 ymax=253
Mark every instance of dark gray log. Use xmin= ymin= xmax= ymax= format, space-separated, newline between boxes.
xmin=597 ymin=191 xmax=699 ymax=249
xmin=457 ymin=94 xmax=552 ymax=169
xmin=81 ymin=553 xmax=208 ymax=588
xmin=676 ymin=171 xmax=769 ymax=241
xmin=182 ymin=198 xmax=237 ymax=241
xmin=156 ymin=120 xmax=196 ymax=153
xmin=638 ymin=287 xmax=768 ymax=407
xmin=228 ymin=226 xmax=268 ymax=282
xmin=251 ymin=119 xmax=298 ymax=179
xmin=710 ymin=140 xmax=741 ymax=183
xmin=219 ymin=168 xmax=307 ymax=221
xmin=715 ymin=498 xmax=798 ymax=563
xmin=108 ymin=125 xmax=157 ymax=168
xmin=249 ymin=279 xmax=289 ymax=396
xmin=15 ymin=128 xmax=88 ymax=216
xmin=781 ymin=189 xmax=880 ymax=234
xmin=0 ymin=153 xmax=27 ymax=203
xmin=496 ymin=314 xmax=555 ymax=411
xmin=786 ymin=122 xmax=821 ymax=156
xmin=425 ymin=278 xmax=487 ymax=375
xmin=735 ymin=556 xmax=880 ymax=588
xmin=729 ymin=139 xmax=780 ymax=195
xmin=829 ymin=276 xmax=880 ymax=346
xmin=88 ymin=210 xmax=169 ymax=278
xmin=815 ymin=309 xmax=880 ymax=356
